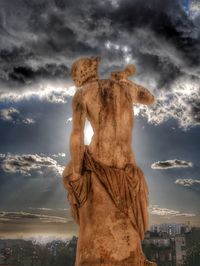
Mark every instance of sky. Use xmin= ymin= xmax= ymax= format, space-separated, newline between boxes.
xmin=0 ymin=0 xmax=200 ymax=240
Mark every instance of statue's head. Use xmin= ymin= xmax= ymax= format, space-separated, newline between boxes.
xmin=71 ymin=56 xmax=100 ymax=87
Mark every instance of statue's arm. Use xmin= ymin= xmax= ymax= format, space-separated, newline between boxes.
xmin=125 ymin=81 xmax=155 ymax=105
xmin=70 ymin=90 xmax=86 ymax=180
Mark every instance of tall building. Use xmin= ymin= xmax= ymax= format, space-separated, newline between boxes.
xmin=175 ymin=235 xmax=186 ymax=266
xmin=142 ymin=231 xmax=175 ymax=265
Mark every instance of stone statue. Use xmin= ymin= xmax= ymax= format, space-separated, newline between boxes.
xmin=62 ymin=57 xmax=157 ymax=266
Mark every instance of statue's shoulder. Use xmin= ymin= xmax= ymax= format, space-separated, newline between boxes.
xmin=110 ymin=64 xmax=136 ymax=83
xmin=79 ymin=80 xmax=100 ymax=95
xmin=72 ymin=82 xmax=99 ymax=107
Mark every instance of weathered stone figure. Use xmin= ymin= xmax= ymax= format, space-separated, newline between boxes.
xmin=63 ymin=57 xmax=156 ymax=266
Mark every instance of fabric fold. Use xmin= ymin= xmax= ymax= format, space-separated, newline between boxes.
xmin=62 ymin=145 xmax=149 ymax=241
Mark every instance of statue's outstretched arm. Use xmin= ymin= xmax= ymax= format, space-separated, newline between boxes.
xmin=133 ymin=83 xmax=155 ymax=105
xmin=70 ymin=90 xmax=86 ymax=179
xmin=111 ymin=64 xmax=155 ymax=105
xmin=126 ymin=80 xmax=155 ymax=105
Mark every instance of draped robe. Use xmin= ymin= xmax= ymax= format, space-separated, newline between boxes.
xmin=63 ymin=145 xmax=155 ymax=266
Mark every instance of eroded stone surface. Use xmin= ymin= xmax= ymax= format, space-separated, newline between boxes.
xmin=63 ymin=57 xmax=156 ymax=266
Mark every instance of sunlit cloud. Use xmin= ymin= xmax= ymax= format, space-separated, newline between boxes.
xmin=136 ymin=76 xmax=200 ymax=129
xmin=0 ymin=108 xmax=35 ymax=124
xmin=175 ymin=179 xmax=200 ymax=187
xmin=0 ymin=108 xmax=19 ymax=122
xmin=67 ymin=117 xmax=73 ymax=123
xmin=0 ymin=84 xmax=76 ymax=103
xmin=104 ymin=26 xmax=200 ymax=130
xmin=149 ymin=205 xmax=196 ymax=217
xmin=51 ymin=153 xmax=66 ymax=158
xmin=190 ymin=0 xmax=200 ymax=18
xmin=28 ymin=207 xmax=70 ymax=212
xmin=0 ymin=153 xmax=64 ymax=176
xmin=104 ymin=40 xmax=133 ymax=63
xmin=0 ymin=211 xmax=70 ymax=224
xmin=151 ymin=159 xmax=193 ymax=169
xmin=28 ymin=207 xmax=54 ymax=211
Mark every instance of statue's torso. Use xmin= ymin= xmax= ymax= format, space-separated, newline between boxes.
xmin=81 ymin=79 xmax=136 ymax=168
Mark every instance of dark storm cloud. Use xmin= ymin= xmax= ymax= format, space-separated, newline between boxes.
xmin=0 ymin=0 xmax=194 ymax=86
xmin=0 ymin=153 xmax=64 ymax=176
xmin=151 ymin=159 xmax=193 ymax=169
xmin=0 ymin=0 xmax=99 ymax=88
xmin=0 ymin=0 xmax=200 ymax=128
xmin=8 ymin=64 xmax=70 ymax=85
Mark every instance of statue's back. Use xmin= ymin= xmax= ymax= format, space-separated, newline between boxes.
xmin=82 ymin=79 xmax=136 ymax=168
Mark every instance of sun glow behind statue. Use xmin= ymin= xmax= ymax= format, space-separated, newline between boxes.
xmin=84 ymin=119 xmax=94 ymax=145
